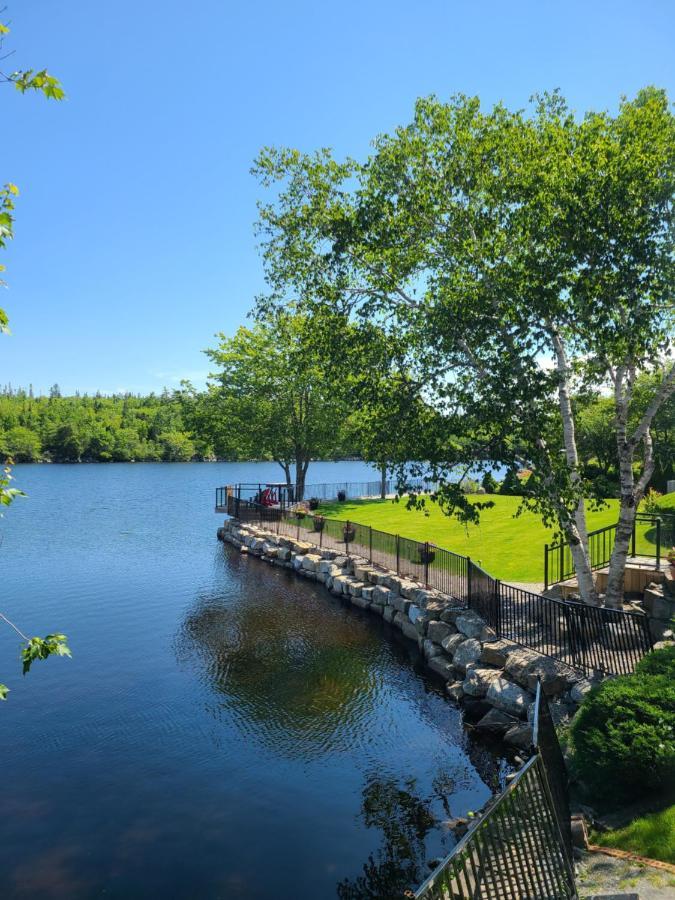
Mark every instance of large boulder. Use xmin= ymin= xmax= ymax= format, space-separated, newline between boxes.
xmin=504 ymin=723 xmax=534 ymax=750
xmin=480 ymin=639 xmax=512 ymax=668
xmin=428 ymin=654 xmax=455 ymax=681
xmin=423 ymin=639 xmax=445 ymax=660
xmin=399 ymin=579 xmax=420 ymax=600
xmin=427 ymin=620 xmax=454 ymax=645
xmin=442 ymin=633 xmax=466 ymax=657
xmin=408 ymin=604 xmax=423 ymax=623
xmin=301 ymin=553 xmax=322 ymax=573
xmin=394 ymin=611 xmax=419 ymax=642
xmin=476 ymin=708 xmax=518 ymax=735
xmin=452 ymin=638 xmax=482 ymax=673
xmin=462 ymin=665 xmax=502 ymax=698
xmin=504 ymin=648 xmax=572 ymax=696
xmin=393 ymin=595 xmax=411 ymax=614
xmin=371 ymin=585 xmax=390 ymax=606
xmin=486 ymin=678 xmax=533 ymax=718
xmin=455 ymin=612 xmax=485 ymax=640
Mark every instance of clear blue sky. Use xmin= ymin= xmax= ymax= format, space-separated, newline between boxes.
xmin=2 ymin=0 xmax=674 ymax=395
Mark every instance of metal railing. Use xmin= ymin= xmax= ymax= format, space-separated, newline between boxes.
xmin=223 ymin=495 xmax=654 ymax=677
xmin=215 ymin=478 xmax=439 ymax=511
xmin=412 ymin=683 xmax=577 ymax=899
xmin=544 ymin=512 xmax=674 ymax=589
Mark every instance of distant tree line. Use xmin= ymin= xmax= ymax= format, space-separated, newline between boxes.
xmin=0 ymin=386 xmax=204 ymax=463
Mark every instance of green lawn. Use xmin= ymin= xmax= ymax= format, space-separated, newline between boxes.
xmin=592 ymin=806 xmax=675 ymax=865
xmin=315 ymin=493 xmax=669 ymax=583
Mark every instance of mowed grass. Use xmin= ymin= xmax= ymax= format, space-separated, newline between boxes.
xmin=592 ymin=806 xmax=675 ymax=865
xmin=315 ymin=493 xmax=666 ymax=583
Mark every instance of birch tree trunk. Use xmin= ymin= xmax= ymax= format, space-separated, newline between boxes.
xmin=550 ymin=329 xmax=599 ymax=605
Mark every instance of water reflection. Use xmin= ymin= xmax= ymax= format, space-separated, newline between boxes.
xmin=337 ymin=775 xmax=439 ymax=898
xmin=176 ymin=564 xmax=382 ymax=759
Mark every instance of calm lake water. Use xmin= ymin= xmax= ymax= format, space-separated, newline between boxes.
xmin=0 ymin=462 xmax=507 ymax=899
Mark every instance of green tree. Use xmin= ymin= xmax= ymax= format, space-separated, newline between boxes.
xmin=204 ymin=311 xmax=348 ymax=498
xmin=2 ymin=425 xmax=41 ymax=461
xmin=159 ymin=430 xmax=195 ymax=462
xmin=254 ymin=88 xmax=675 ymax=608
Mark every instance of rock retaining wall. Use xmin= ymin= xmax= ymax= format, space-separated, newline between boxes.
xmin=218 ymin=519 xmax=592 ymax=749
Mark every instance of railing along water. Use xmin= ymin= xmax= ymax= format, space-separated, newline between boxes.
xmin=220 ymin=491 xmax=654 ymax=677
xmin=412 ymin=683 xmax=577 ymax=899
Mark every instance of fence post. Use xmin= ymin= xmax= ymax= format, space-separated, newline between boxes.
xmin=396 ymin=534 xmax=400 ymax=576
xmin=558 ymin=541 xmax=564 ymax=582
xmin=494 ymin=579 xmax=501 ymax=635
xmin=319 ymin=522 xmax=323 ymax=548
xmin=424 ymin=541 xmax=430 ymax=588
xmin=467 ymin=557 xmax=472 ymax=607
xmin=369 ymin=526 xmax=372 ymax=565
xmin=544 ymin=544 xmax=549 ymax=591
xmin=655 ymin=517 xmax=661 ymax=569
xmin=631 ymin=520 xmax=637 ymax=558
xmin=346 ymin=520 xmax=350 ymax=557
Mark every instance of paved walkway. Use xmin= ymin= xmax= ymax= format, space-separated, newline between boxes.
xmin=577 ymin=850 xmax=675 ymax=899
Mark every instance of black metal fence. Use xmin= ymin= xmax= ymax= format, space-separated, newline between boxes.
xmin=544 ymin=512 xmax=674 ymax=589
xmin=215 ymin=478 xmax=439 ymax=511
xmin=412 ymin=684 xmax=577 ymax=899
xmin=223 ymin=495 xmax=653 ymax=677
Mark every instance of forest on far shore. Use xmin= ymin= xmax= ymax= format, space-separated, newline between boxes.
xmin=0 ymin=385 xmax=204 ymax=463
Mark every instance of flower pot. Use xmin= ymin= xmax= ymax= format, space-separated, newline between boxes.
xmin=337 ymin=490 xmax=347 ymax=502
xmin=312 ymin=517 xmax=325 ymax=532
xmin=343 ymin=526 xmax=356 ymax=543
xmin=308 ymin=498 xmax=320 ymax=511
xmin=418 ymin=548 xmax=436 ymax=565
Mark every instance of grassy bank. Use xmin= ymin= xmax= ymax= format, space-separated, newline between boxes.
xmin=592 ymin=806 xmax=675 ymax=865
xmin=316 ymin=493 xmax=671 ymax=583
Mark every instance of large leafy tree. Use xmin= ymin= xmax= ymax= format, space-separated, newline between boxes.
xmin=254 ymin=88 xmax=675 ymax=608
xmin=0 ymin=15 xmax=70 ymax=698
xmin=204 ymin=311 xmax=349 ymax=498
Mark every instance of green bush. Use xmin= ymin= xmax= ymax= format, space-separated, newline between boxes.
xmin=635 ymin=644 xmax=675 ymax=677
xmin=571 ymin=674 xmax=675 ymax=801
xmin=481 ymin=471 xmax=498 ymax=493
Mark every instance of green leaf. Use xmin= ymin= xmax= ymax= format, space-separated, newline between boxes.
xmin=21 ymin=633 xmax=71 ymax=675
xmin=0 ymin=684 xmax=9 ymax=700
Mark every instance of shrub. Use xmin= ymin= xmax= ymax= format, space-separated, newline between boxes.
xmin=571 ymin=674 xmax=675 ymax=801
xmin=640 ymin=487 xmax=664 ymax=516
xmin=481 ymin=471 xmax=498 ymax=494
xmin=635 ymin=644 xmax=675 ymax=677
xmin=500 ymin=467 xmax=524 ymax=496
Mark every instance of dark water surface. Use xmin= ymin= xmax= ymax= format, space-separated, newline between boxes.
xmin=0 ymin=462 xmax=507 ymax=899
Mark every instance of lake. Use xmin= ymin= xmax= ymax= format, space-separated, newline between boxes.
xmin=0 ymin=461 xmax=507 ymax=899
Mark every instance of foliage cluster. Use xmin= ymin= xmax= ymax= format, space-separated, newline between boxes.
xmin=571 ymin=646 xmax=675 ymax=801
xmin=0 ymin=387 xmax=203 ymax=463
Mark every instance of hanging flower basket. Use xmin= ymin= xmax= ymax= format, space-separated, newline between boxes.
xmin=312 ymin=515 xmax=325 ymax=532
xmin=308 ymin=498 xmax=320 ymax=511
xmin=418 ymin=547 xmax=436 ymax=565
xmin=343 ymin=524 xmax=356 ymax=543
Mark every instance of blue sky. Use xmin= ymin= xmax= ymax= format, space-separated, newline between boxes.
xmin=2 ymin=0 xmax=674 ymax=395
